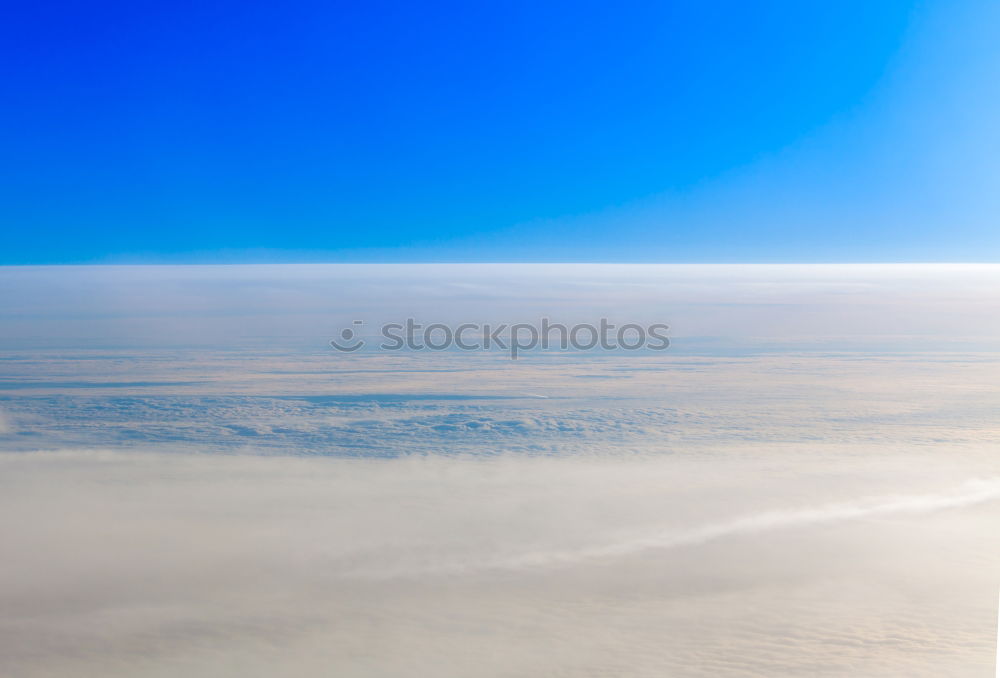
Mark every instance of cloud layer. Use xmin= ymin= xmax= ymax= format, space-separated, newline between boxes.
xmin=1 ymin=450 xmax=997 ymax=677
xmin=2 ymin=265 xmax=999 ymax=676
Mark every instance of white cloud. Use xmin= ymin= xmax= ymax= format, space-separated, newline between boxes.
xmin=2 ymin=265 xmax=1000 ymax=676
xmin=1 ymin=449 xmax=997 ymax=677
xmin=1 ymin=264 xmax=999 ymax=350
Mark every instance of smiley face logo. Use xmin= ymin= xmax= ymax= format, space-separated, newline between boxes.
xmin=330 ymin=320 xmax=365 ymax=352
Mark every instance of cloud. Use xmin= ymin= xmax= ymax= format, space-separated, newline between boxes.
xmin=3 ymin=348 xmax=1000 ymax=455
xmin=2 ymin=266 xmax=1000 ymax=676
xmin=2 ymin=264 xmax=1000 ymax=350
xmin=373 ymin=477 xmax=1000 ymax=577
xmin=1 ymin=449 xmax=997 ymax=678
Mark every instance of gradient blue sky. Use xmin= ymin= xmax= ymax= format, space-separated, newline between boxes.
xmin=2 ymin=0 xmax=998 ymax=263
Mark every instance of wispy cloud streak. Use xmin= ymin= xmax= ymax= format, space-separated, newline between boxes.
xmin=369 ymin=478 xmax=1000 ymax=577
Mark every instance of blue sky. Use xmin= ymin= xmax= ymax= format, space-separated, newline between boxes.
xmin=2 ymin=0 xmax=998 ymax=263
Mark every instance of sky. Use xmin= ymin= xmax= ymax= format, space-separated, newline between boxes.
xmin=3 ymin=0 xmax=998 ymax=263
xmin=4 ymin=5 xmax=1000 ymax=671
